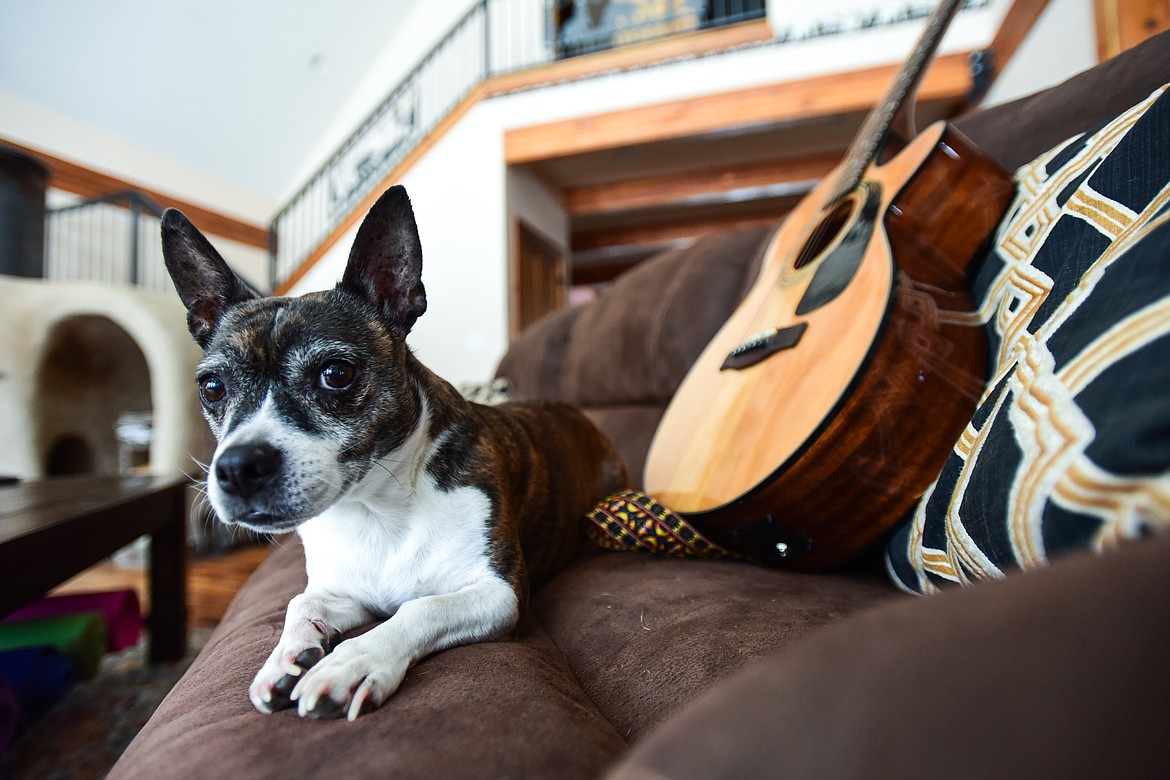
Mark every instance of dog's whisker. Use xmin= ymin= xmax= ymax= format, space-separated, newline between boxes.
xmin=181 ymin=468 xmax=209 ymax=487
xmin=186 ymin=452 xmax=212 ymax=476
xmin=369 ymin=459 xmax=405 ymax=490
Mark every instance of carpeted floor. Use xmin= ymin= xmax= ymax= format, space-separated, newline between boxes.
xmin=0 ymin=628 xmax=210 ymax=780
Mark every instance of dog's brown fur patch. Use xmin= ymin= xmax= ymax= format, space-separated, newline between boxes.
xmin=412 ymin=351 xmax=628 ymax=596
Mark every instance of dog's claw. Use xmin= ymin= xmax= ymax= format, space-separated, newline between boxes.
xmin=348 ymin=679 xmax=376 ymax=721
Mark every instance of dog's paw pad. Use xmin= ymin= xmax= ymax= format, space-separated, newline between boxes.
xmin=302 ymin=695 xmax=348 ymax=720
xmin=294 ymin=647 xmax=325 ymax=669
xmin=270 ymin=673 xmax=300 ymax=704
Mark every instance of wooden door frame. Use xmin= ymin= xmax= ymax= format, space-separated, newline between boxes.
xmin=1094 ymin=0 xmax=1169 ymax=61
xmin=510 ymin=218 xmax=568 ymax=338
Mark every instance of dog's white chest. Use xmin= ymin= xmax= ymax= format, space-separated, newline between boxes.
xmin=297 ymin=474 xmax=497 ymax=615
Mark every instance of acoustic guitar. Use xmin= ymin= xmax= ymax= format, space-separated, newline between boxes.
xmin=643 ymin=0 xmax=1016 ymax=569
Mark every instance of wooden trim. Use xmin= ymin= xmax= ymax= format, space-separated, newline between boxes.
xmin=0 ymin=137 xmax=269 ymax=250
xmin=1093 ymin=0 xmax=1170 ymax=61
xmin=283 ymin=51 xmax=972 ymax=292
xmin=486 ymin=19 xmax=772 ymax=95
xmin=565 ymin=154 xmax=839 ymax=217
xmin=504 ymin=52 xmax=974 ymax=166
xmin=510 ymin=218 xmax=567 ymax=337
xmin=509 ymin=218 xmax=523 ymax=338
xmin=988 ymin=0 xmax=1051 ymax=68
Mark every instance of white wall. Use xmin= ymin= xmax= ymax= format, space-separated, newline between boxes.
xmin=281 ymin=0 xmax=483 ymax=204
xmin=507 ymin=166 xmax=569 ymax=255
xmin=982 ymin=0 xmax=1097 ymax=107
xmin=290 ymin=103 xmax=510 ymax=386
xmin=295 ymin=0 xmax=1100 ymax=388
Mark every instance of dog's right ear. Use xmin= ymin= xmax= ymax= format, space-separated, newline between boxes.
xmin=161 ymin=209 xmax=255 ymax=349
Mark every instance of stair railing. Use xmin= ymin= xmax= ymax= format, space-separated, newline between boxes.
xmin=269 ymin=0 xmax=768 ymax=290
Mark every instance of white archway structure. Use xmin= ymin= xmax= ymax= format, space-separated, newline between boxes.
xmin=0 ymin=276 xmax=209 ymax=480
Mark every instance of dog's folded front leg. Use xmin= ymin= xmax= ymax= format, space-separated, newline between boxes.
xmin=290 ymin=577 xmax=520 ymax=721
xmin=250 ymin=591 xmax=376 ymax=714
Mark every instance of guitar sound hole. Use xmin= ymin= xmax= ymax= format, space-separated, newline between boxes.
xmin=794 ymin=198 xmax=856 ymax=269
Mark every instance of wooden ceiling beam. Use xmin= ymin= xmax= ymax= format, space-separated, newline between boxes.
xmin=565 ymin=153 xmax=839 ymax=217
xmin=505 ymin=52 xmax=974 ymax=166
xmin=571 ymin=208 xmax=788 ymax=254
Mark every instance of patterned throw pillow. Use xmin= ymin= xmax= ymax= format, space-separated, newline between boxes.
xmin=886 ymin=86 xmax=1170 ymax=594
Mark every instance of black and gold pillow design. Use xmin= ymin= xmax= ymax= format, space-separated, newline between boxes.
xmin=887 ymin=86 xmax=1170 ymax=594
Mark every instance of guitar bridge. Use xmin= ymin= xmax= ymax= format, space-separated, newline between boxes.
xmin=721 ymin=323 xmax=808 ymax=371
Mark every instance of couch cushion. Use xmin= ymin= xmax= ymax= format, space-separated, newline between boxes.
xmin=531 ymin=550 xmax=895 ymax=742
xmin=886 ymin=85 xmax=1170 ymax=593
xmin=495 ymin=301 xmax=584 ymax=401
xmin=560 ymin=225 xmax=772 ymax=410
xmin=607 ymin=531 xmax=1170 ymax=780
xmin=111 ymin=539 xmax=894 ymax=778
xmin=109 ymin=540 xmax=627 ymax=780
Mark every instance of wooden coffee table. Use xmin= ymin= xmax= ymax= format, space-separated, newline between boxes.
xmin=0 ymin=475 xmax=188 ymax=662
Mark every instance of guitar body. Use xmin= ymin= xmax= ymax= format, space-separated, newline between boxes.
xmin=643 ymin=121 xmax=1015 ymax=568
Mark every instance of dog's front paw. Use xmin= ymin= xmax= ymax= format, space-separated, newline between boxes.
xmin=290 ymin=639 xmax=409 ymax=721
xmin=249 ymin=622 xmax=337 ymax=714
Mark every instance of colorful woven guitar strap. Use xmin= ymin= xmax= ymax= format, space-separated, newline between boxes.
xmin=584 ymin=489 xmax=741 ymax=561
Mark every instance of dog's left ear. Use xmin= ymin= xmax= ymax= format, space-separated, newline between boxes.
xmin=340 ymin=185 xmax=427 ymax=335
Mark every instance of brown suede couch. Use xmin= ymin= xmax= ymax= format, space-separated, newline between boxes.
xmin=111 ymin=34 xmax=1170 ymax=779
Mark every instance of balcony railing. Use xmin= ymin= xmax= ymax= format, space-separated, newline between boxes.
xmin=45 ymin=191 xmax=171 ymax=292
xmin=45 ymin=190 xmax=262 ymax=296
xmin=269 ymin=0 xmax=767 ymax=290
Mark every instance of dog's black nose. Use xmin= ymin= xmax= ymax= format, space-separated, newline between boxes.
xmin=214 ymin=444 xmax=282 ymax=499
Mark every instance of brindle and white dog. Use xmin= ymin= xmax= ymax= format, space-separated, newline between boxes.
xmin=162 ymin=185 xmax=627 ymax=720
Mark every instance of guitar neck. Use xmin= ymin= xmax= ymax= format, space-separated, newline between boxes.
xmin=829 ymin=0 xmax=967 ymax=204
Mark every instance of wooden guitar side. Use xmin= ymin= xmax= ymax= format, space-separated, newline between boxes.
xmin=644 ymin=122 xmax=1014 ymax=568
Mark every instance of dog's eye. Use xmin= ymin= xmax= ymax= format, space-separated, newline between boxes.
xmin=199 ymin=375 xmax=227 ymax=404
xmin=319 ymin=360 xmax=356 ymax=391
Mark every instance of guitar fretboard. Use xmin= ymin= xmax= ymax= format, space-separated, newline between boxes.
xmin=828 ymin=0 xmax=967 ymax=205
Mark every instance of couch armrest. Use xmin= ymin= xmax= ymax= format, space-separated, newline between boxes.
xmin=608 ymin=533 xmax=1170 ymax=779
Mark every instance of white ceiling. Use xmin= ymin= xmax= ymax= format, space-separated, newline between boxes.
xmin=0 ymin=0 xmax=421 ymax=205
